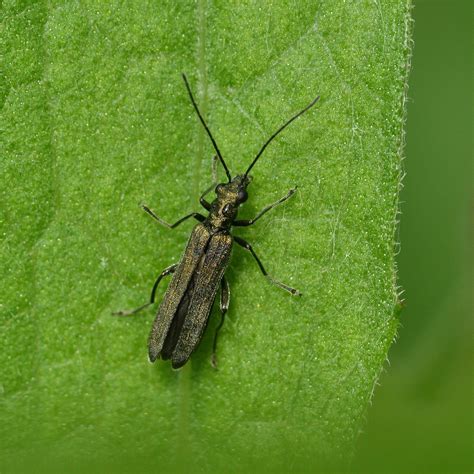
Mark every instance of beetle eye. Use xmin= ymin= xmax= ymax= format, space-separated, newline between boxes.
xmin=238 ymin=190 xmax=248 ymax=203
xmin=215 ymin=184 xmax=224 ymax=194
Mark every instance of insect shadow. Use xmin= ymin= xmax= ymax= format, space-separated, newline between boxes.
xmin=114 ymin=74 xmax=319 ymax=369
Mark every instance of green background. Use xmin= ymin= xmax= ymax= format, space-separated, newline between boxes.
xmin=1 ymin=1 xmax=409 ymax=471
xmin=1 ymin=0 xmax=471 ymax=473
xmin=354 ymin=1 xmax=473 ymax=472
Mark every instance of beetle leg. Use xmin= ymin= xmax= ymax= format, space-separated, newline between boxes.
xmin=233 ymin=187 xmax=297 ymax=227
xmin=199 ymin=155 xmax=219 ymax=211
xmin=211 ymin=276 xmax=230 ymax=369
xmin=211 ymin=153 xmax=218 ymax=183
xmin=199 ymin=184 xmax=214 ymax=211
xmin=142 ymin=206 xmax=205 ymax=228
xmin=234 ymin=236 xmax=302 ymax=296
xmin=112 ymin=263 xmax=178 ymax=316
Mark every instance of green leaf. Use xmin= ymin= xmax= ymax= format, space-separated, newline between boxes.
xmin=1 ymin=1 xmax=412 ymax=472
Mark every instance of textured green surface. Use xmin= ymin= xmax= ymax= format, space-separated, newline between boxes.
xmin=1 ymin=1 xmax=412 ymax=472
xmin=354 ymin=1 xmax=473 ymax=472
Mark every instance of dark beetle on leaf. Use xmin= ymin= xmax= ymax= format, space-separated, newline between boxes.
xmin=114 ymin=74 xmax=319 ymax=369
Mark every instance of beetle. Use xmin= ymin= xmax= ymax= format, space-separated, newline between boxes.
xmin=114 ymin=74 xmax=319 ymax=368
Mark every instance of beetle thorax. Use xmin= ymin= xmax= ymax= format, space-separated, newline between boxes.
xmin=207 ymin=175 xmax=250 ymax=231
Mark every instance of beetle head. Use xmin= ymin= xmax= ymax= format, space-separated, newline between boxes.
xmin=215 ymin=174 xmax=252 ymax=207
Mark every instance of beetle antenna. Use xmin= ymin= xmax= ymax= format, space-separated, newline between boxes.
xmin=244 ymin=95 xmax=320 ymax=178
xmin=182 ymin=74 xmax=232 ymax=182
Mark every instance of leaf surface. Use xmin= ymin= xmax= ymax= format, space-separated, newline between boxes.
xmin=1 ymin=1 xmax=412 ymax=471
